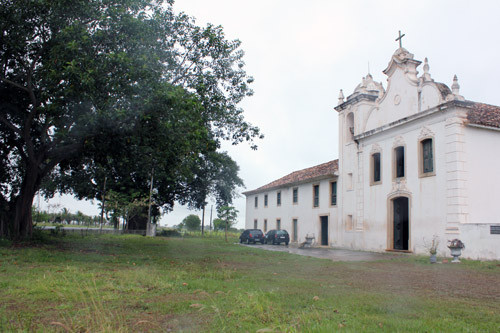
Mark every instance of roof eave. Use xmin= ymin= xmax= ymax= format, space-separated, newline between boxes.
xmin=354 ymin=100 xmax=474 ymax=141
xmin=243 ymin=174 xmax=338 ymax=196
xmin=334 ymin=94 xmax=378 ymax=112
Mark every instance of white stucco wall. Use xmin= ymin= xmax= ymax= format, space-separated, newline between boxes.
xmin=460 ymin=126 xmax=500 ymax=259
xmin=245 ymin=177 xmax=338 ymax=246
xmin=465 ymin=126 xmax=500 ymax=225
xmin=340 ymin=109 xmax=451 ymax=255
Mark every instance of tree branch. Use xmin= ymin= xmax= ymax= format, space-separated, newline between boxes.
xmin=39 ymin=117 xmax=52 ymax=144
xmin=41 ymin=141 xmax=83 ymax=178
xmin=0 ymin=115 xmax=28 ymax=162
xmin=22 ymin=60 xmax=40 ymax=165
xmin=0 ymin=77 xmax=30 ymax=93
xmin=0 ymin=114 xmax=22 ymax=136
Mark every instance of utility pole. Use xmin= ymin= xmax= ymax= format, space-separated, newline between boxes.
xmin=209 ymin=205 xmax=213 ymax=232
xmin=147 ymin=166 xmax=154 ymax=236
xmin=100 ymin=175 xmax=107 ymax=231
xmin=201 ymin=204 xmax=205 ymax=235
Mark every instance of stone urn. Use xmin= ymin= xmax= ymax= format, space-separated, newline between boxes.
xmin=429 ymin=253 xmax=437 ymax=264
xmin=426 ymin=235 xmax=439 ymax=264
xmin=448 ymin=239 xmax=465 ymax=263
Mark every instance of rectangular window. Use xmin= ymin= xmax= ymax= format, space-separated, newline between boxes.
xmin=293 ymin=188 xmax=298 ymax=204
xmin=372 ymin=152 xmax=381 ymax=183
xmin=395 ymin=146 xmax=405 ymax=178
xmin=254 ymin=196 xmax=258 ymax=208
xmin=264 ymin=219 xmax=267 ymax=232
xmin=346 ymin=214 xmax=353 ymax=231
xmin=292 ymin=219 xmax=298 ymax=242
xmin=330 ymin=181 xmax=337 ymax=206
xmin=264 ymin=194 xmax=268 ymax=207
xmin=313 ymin=185 xmax=319 ymax=207
xmin=422 ymin=139 xmax=433 ymax=173
xmin=276 ymin=219 xmax=281 ymax=230
xmin=253 ymin=219 xmax=257 ymax=229
xmin=347 ymin=173 xmax=353 ymax=190
xmin=277 ymin=191 xmax=281 ymax=206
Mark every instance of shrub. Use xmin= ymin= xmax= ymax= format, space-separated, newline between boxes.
xmin=157 ymin=229 xmax=182 ymax=237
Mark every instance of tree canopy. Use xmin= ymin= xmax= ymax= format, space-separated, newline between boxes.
xmin=217 ymin=205 xmax=238 ymax=242
xmin=0 ymin=0 xmax=261 ymax=239
xmin=181 ymin=214 xmax=201 ymax=231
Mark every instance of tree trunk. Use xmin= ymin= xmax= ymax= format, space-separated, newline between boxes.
xmin=128 ymin=207 xmax=148 ymax=230
xmin=225 ymin=220 xmax=228 ymax=243
xmin=0 ymin=196 xmax=8 ymax=237
xmin=0 ymin=204 xmax=7 ymax=238
xmin=11 ymin=166 xmax=39 ymax=239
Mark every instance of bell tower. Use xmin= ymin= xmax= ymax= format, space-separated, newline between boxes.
xmin=334 ymin=73 xmax=384 ymax=237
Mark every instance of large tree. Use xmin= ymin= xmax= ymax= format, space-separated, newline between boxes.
xmin=0 ymin=0 xmax=261 ymax=239
xmin=181 ymin=214 xmax=201 ymax=231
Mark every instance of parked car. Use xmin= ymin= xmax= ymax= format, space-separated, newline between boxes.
xmin=265 ymin=229 xmax=290 ymax=245
xmin=239 ymin=229 xmax=265 ymax=244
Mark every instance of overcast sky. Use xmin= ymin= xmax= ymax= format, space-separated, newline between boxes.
xmin=42 ymin=0 xmax=500 ymax=228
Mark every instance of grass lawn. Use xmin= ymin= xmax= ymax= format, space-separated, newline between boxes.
xmin=0 ymin=233 xmax=499 ymax=332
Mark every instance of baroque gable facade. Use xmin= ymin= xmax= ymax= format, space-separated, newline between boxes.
xmin=244 ymin=47 xmax=500 ymax=260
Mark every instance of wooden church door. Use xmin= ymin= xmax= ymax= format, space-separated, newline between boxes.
xmin=393 ymin=197 xmax=409 ymax=250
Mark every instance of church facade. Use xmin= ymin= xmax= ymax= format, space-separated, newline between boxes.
xmin=244 ymin=47 xmax=500 ymax=260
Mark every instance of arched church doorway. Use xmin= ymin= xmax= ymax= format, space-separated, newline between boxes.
xmin=392 ymin=197 xmax=409 ymax=250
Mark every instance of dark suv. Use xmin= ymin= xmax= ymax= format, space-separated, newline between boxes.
xmin=239 ymin=229 xmax=265 ymax=244
xmin=265 ymin=229 xmax=290 ymax=245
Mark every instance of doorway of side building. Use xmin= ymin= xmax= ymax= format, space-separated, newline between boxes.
xmin=292 ymin=219 xmax=298 ymax=242
xmin=392 ymin=196 xmax=409 ymax=250
xmin=320 ymin=216 xmax=329 ymax=246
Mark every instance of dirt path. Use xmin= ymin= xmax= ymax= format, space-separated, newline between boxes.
xmin=242 ymin=243 xmax=404 ymax=261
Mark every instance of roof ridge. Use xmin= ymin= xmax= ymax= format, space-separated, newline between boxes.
xmin=244 ymin=159 xmax=338 ymax=195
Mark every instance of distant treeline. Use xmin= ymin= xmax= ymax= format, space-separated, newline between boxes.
xmin=32 ymin=207 xmax=105 ymax=226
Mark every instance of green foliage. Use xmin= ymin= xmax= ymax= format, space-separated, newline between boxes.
xmin=49 ymin=224 xmax=66 ymax=237
xmin=212 ymin=218 xmax=226 ymax=231
xmin=216 ymin=205 xmax=238 ymax=242
xmin=182 ymin=214 xmax=201 ymax=231
xmin=0 ymin=0 xmax=261 ymax=239
xmin=217 ymin=206 xmax=238 ymax=228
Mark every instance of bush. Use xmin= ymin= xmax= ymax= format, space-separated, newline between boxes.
xmin=157 ymin=229 xmax=182 ymax=237
xmin=50 ymin=224 xmax=66 ymax=237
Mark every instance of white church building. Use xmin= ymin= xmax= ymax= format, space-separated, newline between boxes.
xmin=244 ymin=46 xmax=500 ymax=260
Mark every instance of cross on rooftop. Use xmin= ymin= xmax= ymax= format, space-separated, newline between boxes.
xmin=395 ymin=30 xmax=405 ymax=48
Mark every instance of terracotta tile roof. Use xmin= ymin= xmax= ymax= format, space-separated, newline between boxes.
xmin=467 ymin=102 xmax=500 ymax=129
xmin=436 ymin=82 xmax=452 ymax=99
xmin=244 ymin=160 xmax=338 ymax=195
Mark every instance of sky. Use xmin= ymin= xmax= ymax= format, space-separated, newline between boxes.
xmin=41 ymin=0 xmax=500 ymax=228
